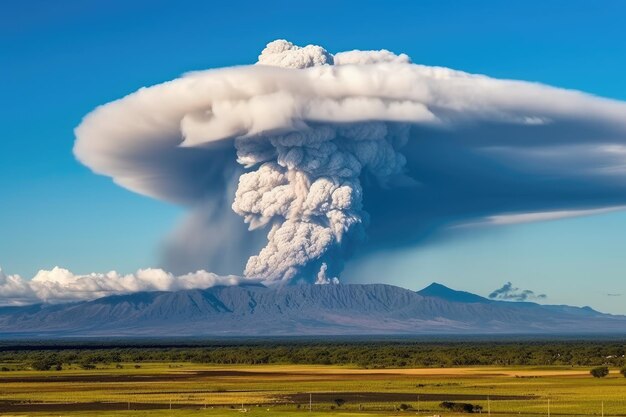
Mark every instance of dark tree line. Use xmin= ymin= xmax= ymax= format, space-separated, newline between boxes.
xmin=0 ymin=340 xmax=624 ymax=370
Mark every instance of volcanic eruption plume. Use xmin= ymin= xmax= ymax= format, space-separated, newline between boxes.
xmin=74 ymin=40 xmax=626 ymax=285
xmin=233 ymin=111 xmax=411 ymax=282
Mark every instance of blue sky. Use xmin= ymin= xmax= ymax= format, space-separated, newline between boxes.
xmin=2 ymin=0 xmax=626 ymax=313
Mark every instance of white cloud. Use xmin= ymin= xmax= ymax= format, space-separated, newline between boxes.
xmin=0 ymin=267 xmax=245 ymax=306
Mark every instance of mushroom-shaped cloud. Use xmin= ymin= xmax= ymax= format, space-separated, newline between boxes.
xmin=75 ymin=40 xmax=626 ymax=284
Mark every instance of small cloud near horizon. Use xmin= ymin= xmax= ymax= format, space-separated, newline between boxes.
xmin=489 ymin=282 xmax=547 ymax=302
xmin=607 ymin=293 xmax=622 ymax=297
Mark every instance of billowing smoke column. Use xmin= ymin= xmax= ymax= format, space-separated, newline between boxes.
xmin=74 ymin=40 xmax=626 ymax=286
xmin=232 ymin=41 xmax=412 ymax=282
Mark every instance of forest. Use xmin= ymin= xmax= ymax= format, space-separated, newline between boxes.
xmin=1 ymin=339 xmax=625 ymax=370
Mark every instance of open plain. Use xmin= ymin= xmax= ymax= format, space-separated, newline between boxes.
xmin=0 ymin=362 xmax=625 ymax=416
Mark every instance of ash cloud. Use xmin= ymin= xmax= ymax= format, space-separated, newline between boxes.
xmin=489 ymin=282 xmax=547 ymax=302
xmin=74 ymin=39 xmax=626 ymax=285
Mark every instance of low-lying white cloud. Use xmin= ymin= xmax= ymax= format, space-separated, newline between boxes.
xmin=0 ymin=267 xmax=243 ymax=306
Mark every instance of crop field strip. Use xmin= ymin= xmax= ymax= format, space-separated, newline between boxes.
xmin=0 ymin=363 xmax=625 ymax=416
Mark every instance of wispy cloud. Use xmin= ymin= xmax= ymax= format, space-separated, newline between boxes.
xmin=462 ymin=206 xmax=626 ymax=228
xmin=489 ymin=282 xmax=547 ymax=302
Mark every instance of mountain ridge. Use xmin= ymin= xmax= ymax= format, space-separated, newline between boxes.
xmin=0 ymin=282 xmax=623 ymax=337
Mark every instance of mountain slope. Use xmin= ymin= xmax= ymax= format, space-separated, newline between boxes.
xmin=0 ymin=283 xmax=624 ymax=337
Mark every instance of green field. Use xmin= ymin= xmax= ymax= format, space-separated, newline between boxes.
xmin=1 ymin=362 xmax=625 ymax=416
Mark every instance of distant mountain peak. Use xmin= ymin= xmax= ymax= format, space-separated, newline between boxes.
xmin=418 ymin=282 xmax=490 ymax=304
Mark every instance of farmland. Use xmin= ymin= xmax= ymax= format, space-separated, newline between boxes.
xmin=0 ymin=339 xmax=625 ymax=416
xmin=1 ymin=359 xmax=625 ymax=416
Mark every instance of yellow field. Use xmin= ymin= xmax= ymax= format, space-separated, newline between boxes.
xmin=0 ymin=362 xmax=625 ymax=416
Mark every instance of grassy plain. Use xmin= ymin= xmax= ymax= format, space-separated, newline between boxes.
xmin=0 ymin=362 xmax=625 ymax=416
